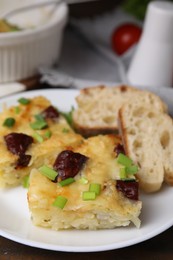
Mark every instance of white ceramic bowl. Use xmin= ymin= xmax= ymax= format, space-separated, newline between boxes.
xmin=0 ymin=1 xmax=68 ymax=83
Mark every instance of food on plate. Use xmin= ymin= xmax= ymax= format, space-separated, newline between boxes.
xmin=111 ymin=23 xmax=142 ymax=55
xmin=72 ymin=85 xmax=167 ymax=137
xmin=0 ymin=19 xmax=21 ymax=32
xmin=118 ymin=100 xmax=173 ymax=192
xmin=0 ymin=96 xmax=83 ymax=188
xmin=1 ymin=84 xmax=172 ymax=232
xmin=28 ymin=134 xmax=142 ymax=230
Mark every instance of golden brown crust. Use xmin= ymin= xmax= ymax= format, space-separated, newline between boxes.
xmin=28 ymin=134 xmax=142 ymax=230
xmin=73 ymin=85 xmax=167 ymax=138
xmin=164 ymin=174 xmax=173 ymax=185
xmin=118 ymin=100 xmax=173 ymax=192
xmin=73 ymin=123 xmax=118 ymax=138
xmin=117 ymin=108 xmax=130 ymax=156
xmin=0 ymin=96 xmax=83 ymax=188
xmin=80 ymin=84 xmax=133 ymax=95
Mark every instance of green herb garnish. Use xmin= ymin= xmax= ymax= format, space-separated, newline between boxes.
xmin=125 ymin=165 xmax=139 ymax=174
xmin=18 ymin=97 xmax=30 ymax=105
xmin=59 ymin=177 xmax=75 ymax=187
xmin=22 ymin=175 xmax=30 ymax=188
xmin=62 ymin=128 xmax=69 ymax=133
xmin=34 ymin=114 xmax=44 ymax=121
xmin=44 ymin=130 xmax=52 ymax=139
xmin=30 ymin=120 xmax=48 ymax=130
xmin=3 ymin=117 xmax=15 ymax=127
xmin=79 ymin=177 xmax=88 ymax=184
xmin=33 ymin=132 xmax=44 ymax=143
xmin=39 ymin=165 xmax=58 ymax=181
xmin=60 ymin=106 xmax=74 ymax=127
xmin=14 ymin=106 xmax=20 ymax=114
xmin=120 ymin=167 xmax=126 ymax=179
xmin=82 ymin=191 xmax=96 ymax=201
xmin=117 ymin=153 xmax=133 ymax=167
xmin=89 ymin=183 xmax=101 ymax=195
xmin=117 ymin=153 xmax=138 ymax=180
xmin=53 ymin=196 xmax=68 ymax=209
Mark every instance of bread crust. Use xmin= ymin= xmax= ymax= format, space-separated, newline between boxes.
xmin=73 ymin=123 xmax=119 ymax=137
xmin=118 ymin=101 xmax=173 ymax=192
xmin=73 ymin=85 xmax=167 ymax=137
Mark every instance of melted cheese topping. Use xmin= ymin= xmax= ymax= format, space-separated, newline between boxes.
xmin=0 ymin=96 xmax=83 ymax=187
xmin=29 ymin=135 xmax=141 ymax=217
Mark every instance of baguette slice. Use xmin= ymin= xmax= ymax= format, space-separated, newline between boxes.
xmin=118 ymin=100 xmax=173 ymax=192
xmin=73 ymin=85 xmax=167 ymax=137
xmin=28 ymin=134 xmax=142 ymax=230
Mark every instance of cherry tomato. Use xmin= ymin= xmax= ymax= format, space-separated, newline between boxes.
xmin=111 ymin=23 xmax=142 ymax=55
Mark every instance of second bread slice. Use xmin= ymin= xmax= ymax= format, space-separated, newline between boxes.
xmin=73 ymin=85 xmax=167 ymax=137
xmin=118 ymin=100 xmax=173 ymax=193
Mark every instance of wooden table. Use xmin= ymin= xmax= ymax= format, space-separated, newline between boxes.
xmin=0 ymin=226 xmax=172 ymax=259
xmin=0 ymin=1 xmax=172 ymax=258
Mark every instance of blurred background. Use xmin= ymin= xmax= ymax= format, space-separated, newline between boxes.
xmin=0 ymin=0 xmax=173 ymax=94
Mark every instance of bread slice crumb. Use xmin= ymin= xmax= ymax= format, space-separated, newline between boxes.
xmin=73 ymin=85 xmax=167 ymax=137
xmin=118 ymin=100 xmax=173 ymax=192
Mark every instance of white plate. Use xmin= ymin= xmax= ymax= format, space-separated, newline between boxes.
xmin=0 ymin=88 xmax=173 ymax=252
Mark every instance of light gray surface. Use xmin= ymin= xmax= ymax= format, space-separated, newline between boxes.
xmin=40 ymin=8 xmax=140 ymax=85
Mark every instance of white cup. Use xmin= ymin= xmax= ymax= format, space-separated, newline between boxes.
xmin=127 ymin=1 xmax=173 ymax=88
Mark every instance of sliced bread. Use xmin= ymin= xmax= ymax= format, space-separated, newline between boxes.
xmin=118 ymin=100 xmax=173 ymax=192
xmin=72 ymin=85 xmax=167 ymax=137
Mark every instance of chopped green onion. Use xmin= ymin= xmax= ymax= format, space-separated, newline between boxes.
xmin=18 ymin=97 xmax=30 ymax=105
xmin=30 ymin=120 xmax=48 ymax=130
xmin=3 ymin=117 xmax=15 ymax=127
xmin=39 ymin=165 xmax=58 ymax=181
xmin=52 ymin=196 xmax=68 ymax=209
xmin=22 ymin=175 xmax=30 ymax=188
xmin=89 ymin=183 xmax=101 ymax=195
xmin=14 ymin=106 xmax=20 ymax=114
xmin=125 ymin=165 xmax=139 ymax=174
xmin=82 ymin=191 xmax=96 ymax=201
xmin=79 ymin=177 xmax=88 ymax=184
xmin=34 ymin=114 xmax=44 ymax=121
xmin=60 ymin=106 xmax=74 ymax=127
xmin=62 ymin=128 xmax=69 ymax=133
xmin=117 ymin=153 xmax=133 ymax=167
xmin=44 ymin=130 xmax=52 ymax=139
xmin=120 ymin=167 xmax=127 ymax=179
xmin=33 ymin=132 xmax=44 ymax=143
xmin=59 ymin=177 xmax=75 ymax=187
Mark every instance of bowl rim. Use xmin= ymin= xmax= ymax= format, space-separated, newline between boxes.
xmin=0 ymin=1 xmax=68 ymax=40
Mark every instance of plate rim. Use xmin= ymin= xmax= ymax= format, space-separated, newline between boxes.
xmin=0 ymin=220 xmax=173 ymax=252
xmin=0 ymin=87 xmax=173 ymax=252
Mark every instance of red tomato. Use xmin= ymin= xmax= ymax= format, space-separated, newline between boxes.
xmin=111 ymin=23 xmax=142 ymax=55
